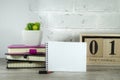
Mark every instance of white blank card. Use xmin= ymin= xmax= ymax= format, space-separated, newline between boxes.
xmin=46 ymin=41 xmax=86 ymax=72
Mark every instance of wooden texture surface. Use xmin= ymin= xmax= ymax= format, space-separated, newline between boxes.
xmin=80 ymin=34 xmax=120 ymax=65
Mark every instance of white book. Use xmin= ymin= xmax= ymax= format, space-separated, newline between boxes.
xmin=46 ymin=41 xmax=87 ymax=72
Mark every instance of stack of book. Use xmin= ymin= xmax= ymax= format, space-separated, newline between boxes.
xmin=6 ymin=44 xmax=46 ymax=69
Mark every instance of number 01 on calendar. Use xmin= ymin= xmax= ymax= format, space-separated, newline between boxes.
xmin=80 ymin=34 xmax=120 ymax=65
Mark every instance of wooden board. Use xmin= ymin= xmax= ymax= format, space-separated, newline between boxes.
xmin=80 ymin=34 xmax=120 ymax=65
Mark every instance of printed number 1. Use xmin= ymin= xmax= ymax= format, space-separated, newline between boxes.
xmin=110 ymin=40 xmax=115 ymax=55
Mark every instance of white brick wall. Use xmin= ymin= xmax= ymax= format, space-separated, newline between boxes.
xmin=29 ymin=0 xmax=120 ymax=42
xmin=97 ymin=13 xmax=120 ymax=29
xmin=75 ymin=0 xmax=119 ymax=12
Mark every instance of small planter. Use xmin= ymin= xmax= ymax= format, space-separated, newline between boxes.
xmin=22 ymin=30 xmax=42 ymax=46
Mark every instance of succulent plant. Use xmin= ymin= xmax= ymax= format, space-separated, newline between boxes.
xmin=25 ymin=22 xmax=40 ymax=30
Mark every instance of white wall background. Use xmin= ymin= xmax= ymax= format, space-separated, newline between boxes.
xmin=29 ymin=0 xmax=120 ymax=43
xmin=1 ymin=0 xmax=120 ymax=57
xmin=0 ymin=0 xmax=39 ymax=58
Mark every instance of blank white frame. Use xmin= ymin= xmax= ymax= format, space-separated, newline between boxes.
xmin=47 ymin=41 xmax=86 ymax=72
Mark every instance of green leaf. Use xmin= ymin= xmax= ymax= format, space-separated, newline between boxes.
xmin=25 ymin=22 xmax=41 ymax=30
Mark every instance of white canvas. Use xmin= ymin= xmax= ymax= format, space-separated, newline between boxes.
xmin=46 ymin=41 xmax=86 ymax=72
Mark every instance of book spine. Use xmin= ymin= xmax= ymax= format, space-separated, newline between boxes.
xmin=6 ymin=61 xmax=45 ymax=69
xmin=46 ymin=43 xmax=48 ymax=71
xmin=8 ymin=48 xmax=46 ymax=53
xmin=5 ymin=53 xmax=45 ymax=56
xmin=7 ymin=67 xmax=45 ymax=69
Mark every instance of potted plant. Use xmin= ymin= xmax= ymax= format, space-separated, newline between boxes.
xmin=22 ymin=22 xmax=42 ymax=46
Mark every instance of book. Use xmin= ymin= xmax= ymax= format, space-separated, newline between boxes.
xmin=8 ymin=44 xmax=46 ymax=54
xmin=5 ymin=53 xmax=45 ymax=61
xmin=7 ymin=60 xmax=45 ymax=69
xmin=45 ymin=41 xmax=87 ymax=72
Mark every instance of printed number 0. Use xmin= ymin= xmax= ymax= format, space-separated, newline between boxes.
xmin=89 ymin=40 xmax=98 ymax=55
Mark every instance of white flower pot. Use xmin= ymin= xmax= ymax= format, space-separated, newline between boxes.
xmin=22 ymin=30 xmax=42 ymax=46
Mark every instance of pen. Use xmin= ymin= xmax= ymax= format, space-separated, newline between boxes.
xmin=39 ymin=71 xmax=53 ymax=74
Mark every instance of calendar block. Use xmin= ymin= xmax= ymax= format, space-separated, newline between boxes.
xmin=103 ymin=39 xmax=120 ymax=58
xmin=80 ymin=34 xmax=120 ymax=65
xmin=85 ymin=38 xmax=103 ymax=57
